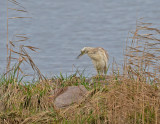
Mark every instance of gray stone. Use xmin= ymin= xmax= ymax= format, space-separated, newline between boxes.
xmin=54 ymin=85 xmax=88 ymax=108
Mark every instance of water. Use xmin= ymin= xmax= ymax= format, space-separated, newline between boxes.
xmin=0 ymin=0 xmax=160 ymax=78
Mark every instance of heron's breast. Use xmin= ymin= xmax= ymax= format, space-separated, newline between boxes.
xmin=92 ymin=60 xmax=105 ymax=69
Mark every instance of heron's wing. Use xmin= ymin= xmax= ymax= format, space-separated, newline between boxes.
xmin=88 ymin=48 xmax=98 ymax=54
xmin=97 ymin=47 xmax=109 ymax=60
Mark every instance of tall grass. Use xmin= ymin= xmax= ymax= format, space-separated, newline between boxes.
xmin=124 ymin=20 xmax=160 ymax=83
xmin=5 ymin=0 xmax=44 ymax=81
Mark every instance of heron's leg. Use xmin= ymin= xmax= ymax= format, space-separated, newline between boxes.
xmin=96 ymin=69 xmax=104 ymax=79
xmin=104 ymin=65 xmax=109 ymax=75
xmin=96 ymin=69 xmax=102 ymax=75
xmin=95 ymin=69 xmax=100 ymax=79
xmin=97 ymin=70 xmax=100 ymax=75
xmin=104 ymin=69 xmax=107 ymax=75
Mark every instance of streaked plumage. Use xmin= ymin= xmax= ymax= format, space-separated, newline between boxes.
xmin=77 ymin=47 xmax=109 ymax=74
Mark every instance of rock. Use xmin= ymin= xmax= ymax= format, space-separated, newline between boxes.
xmin=54 ymin=85 xmax=88 ymax=108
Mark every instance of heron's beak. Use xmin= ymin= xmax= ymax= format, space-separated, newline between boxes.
xmin=77 ymin=52 xmax=84 ymax=59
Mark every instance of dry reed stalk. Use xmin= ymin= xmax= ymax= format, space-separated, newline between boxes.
xmin=6 ymin=0 xmax=9 ymax=73
xmin=5 ymin=0 xmax=45 ymax=81
xmin=124 ymin=19 xmax=160 ymax=83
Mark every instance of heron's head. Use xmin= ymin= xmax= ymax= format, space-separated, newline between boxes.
xmin=77 ymin=47 xmax=92 ymax=59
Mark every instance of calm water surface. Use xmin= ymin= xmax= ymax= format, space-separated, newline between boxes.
xmin=0 ymin=0 xmax=160 ymax=78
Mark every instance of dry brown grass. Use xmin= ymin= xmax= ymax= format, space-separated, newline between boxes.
xmin=61 ymin=77 xmax=160 ymax=124
xmin=124 ymin=20 xmax=160 ymax=83
xmin=0 ymin=76 xmax=159 ymax=124
xmin=0 ymin=80 xmax=56 ymax=124
xmin=5 ymin=0 xmax=45 ymax=81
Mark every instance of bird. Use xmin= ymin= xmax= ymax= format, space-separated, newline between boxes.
xmin=77 ymin=47 xmax=109 ymax=74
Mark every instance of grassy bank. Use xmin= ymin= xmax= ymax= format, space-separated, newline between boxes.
xmin=0 ymin=71 xmax=159 ymax=123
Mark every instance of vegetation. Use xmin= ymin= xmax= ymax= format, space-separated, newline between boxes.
xmin=0 ymin=0 xmax=159 ymax=123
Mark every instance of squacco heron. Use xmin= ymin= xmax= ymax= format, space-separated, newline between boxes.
xmin=77 ymin=47 xmax=109 ymax=74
